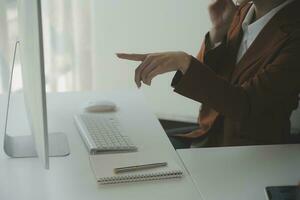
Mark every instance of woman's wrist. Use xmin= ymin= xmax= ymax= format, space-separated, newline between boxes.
xmin=209 ymin=25 xmax=228 ymax=45
xmin=179 ymin=53 xmax=192 ymax=74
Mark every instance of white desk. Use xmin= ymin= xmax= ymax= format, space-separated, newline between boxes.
xmin=178 ymin=145 xmax=300 ymax=200
xmin=0 ymin=90 xmax=202 ymax=200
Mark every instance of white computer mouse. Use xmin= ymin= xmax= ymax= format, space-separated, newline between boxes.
xmin=84 ymin=100 xmax=117 ymax=112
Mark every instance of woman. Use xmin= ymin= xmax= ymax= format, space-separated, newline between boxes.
xmin=117 ymin=0 xmax=300 ymax=148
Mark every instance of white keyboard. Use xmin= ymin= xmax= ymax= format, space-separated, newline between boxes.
xmin=74 ymin=114 xmax=137 ymax=154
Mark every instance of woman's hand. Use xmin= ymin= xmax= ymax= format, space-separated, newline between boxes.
xmin=208 ymin=0 xmax=237 ymax=44
xmin=117 ymin=52 xmax=191 ymax=88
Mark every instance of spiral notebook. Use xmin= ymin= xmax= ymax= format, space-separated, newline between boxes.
xmin=89 ymin=152 xmax=183 ymax=184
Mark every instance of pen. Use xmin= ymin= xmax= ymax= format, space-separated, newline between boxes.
xmin=114 ymin=162 xmax=168 ymax=174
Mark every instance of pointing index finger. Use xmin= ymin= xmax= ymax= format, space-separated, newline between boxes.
xmin=116 ymin=53 xmax=148 ymax=61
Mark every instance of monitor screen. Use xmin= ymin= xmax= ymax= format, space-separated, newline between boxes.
xmin=18 ymin=0 xmax=49 ymax=169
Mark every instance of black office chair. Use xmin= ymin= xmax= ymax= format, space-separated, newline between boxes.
xmin=288 ymin=129 xmax=300 ymax=143
xmin=289 ymin=104 xmax=300 ymax=143
xmin=160 ymin=103 xmax=300 ymax=148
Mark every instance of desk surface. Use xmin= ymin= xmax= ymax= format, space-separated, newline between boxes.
xmin=178 ymin=145 xmax=300 ymax=200
xmin=0 ymin=91 xmax=202 ymax=200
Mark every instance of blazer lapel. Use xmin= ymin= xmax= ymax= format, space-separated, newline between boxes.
xmin=230 ymin=0 xmax=299 ymax=84
xmin=231 ymin=22 xmax=288 ymax=84
xmin=219 ymin=3 xmax=251 ymax=80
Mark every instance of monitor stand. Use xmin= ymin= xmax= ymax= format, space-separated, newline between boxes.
xmin=3 ymin=41 xmax=70 ymax=158
xmin=4 ymin=133 xmax=70 ymax=157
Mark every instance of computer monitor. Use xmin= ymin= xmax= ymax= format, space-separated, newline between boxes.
xmin=3 ymin=0 xmax=70 ymax=169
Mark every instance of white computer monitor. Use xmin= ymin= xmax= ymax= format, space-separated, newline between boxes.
xmin=3 ymin=0 xmax=70 ymax=169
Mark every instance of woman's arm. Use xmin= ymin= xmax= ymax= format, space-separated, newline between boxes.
xmin=173 ymin=35 xmax=300 ymax=121
xmin=208 ymin=0 xmax=237 ymax=45
xmin=198 ymin=0 xmax=237 ymax=71
xmin=117 ymin=0 xmax=238 ymax=87
xmin=117 ymin=32 xmax=300 ymax=122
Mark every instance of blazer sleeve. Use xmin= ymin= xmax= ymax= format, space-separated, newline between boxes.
xmin=197 ymin=32 xmax=227 ymax=71
xmin=172 ymin=32 xmax=227 ymax=86
xmin=172 ymin=33 xmax=300 ymax=122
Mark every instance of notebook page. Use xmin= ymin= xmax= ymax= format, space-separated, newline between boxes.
xmin=89 ymin=152 xmax=183 ymax=184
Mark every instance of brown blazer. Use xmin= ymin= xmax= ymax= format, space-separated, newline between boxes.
xmin=172 ymin=1 xmax=300 ymax=147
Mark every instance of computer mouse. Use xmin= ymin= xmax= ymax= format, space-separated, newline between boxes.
xmin=84 ymin=100 xmax=117 ymax=112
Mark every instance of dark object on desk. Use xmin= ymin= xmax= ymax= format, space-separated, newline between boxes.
xmin=266 ymin=186 xmax=300 ymax=200
xmin=159 ymin=119 xmax=201 ymax=149
xmin=159 ymin=119 xmax=198 ymax=133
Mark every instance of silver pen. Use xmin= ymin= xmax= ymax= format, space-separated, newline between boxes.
xmin=114 ymin=162 xmax=168 ymax=174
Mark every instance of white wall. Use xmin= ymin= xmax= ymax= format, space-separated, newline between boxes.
xmin=91 ymin=0 xmax=211 ymax=122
